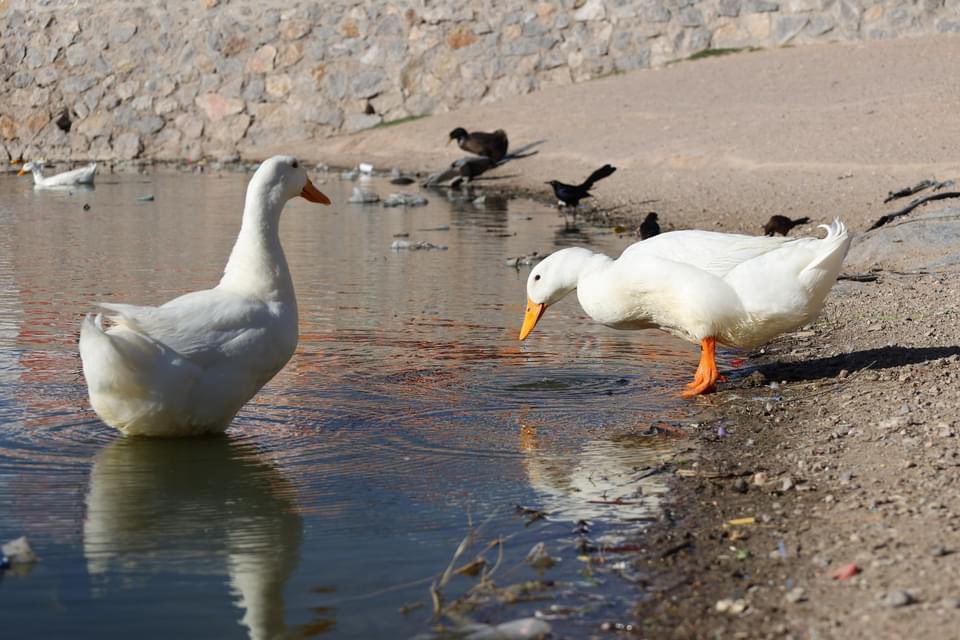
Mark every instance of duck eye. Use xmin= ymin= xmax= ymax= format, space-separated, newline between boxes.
xmin=534 ymin=275 xmax=541 ymax=281
xmin=292 ymin=160 xmax=299 ymax=169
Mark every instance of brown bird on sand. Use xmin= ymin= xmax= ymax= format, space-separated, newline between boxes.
xmin=448 ymin=127 xmax=509 ymax=163
xmin=763 ymin=215 xmax=810 ymax=236
xmin=639 ymin=212 xmax=660 ymax=240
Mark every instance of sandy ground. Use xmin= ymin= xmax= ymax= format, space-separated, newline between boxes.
xmin=270 ymin=35 xmax=960 ymax=638
xmin=270 ymin=35 xmax=960 ymax=236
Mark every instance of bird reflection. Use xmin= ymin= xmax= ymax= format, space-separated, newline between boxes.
xmin=518 ymin=417 xmax=670 ymax=522
xmin=83 ymin=437 xmax=303 ymax=640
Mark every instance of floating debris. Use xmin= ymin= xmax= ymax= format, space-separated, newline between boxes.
xmin=2 ymin=536 xmax=38 ymax=565
xmin=390 ymin=239 xmax=447 ymax=251
xmin=340 ymin=169 xmax=359 ymax=181
xmin=727 ymin=517 xmax=755 ymax=526
xmin=464 ymin=618 xmax=551 ymax=640
xmin=454 ymin=558 xmax=487 ymax=577
xmin=382 ymin=192 xmax=428 ymax=208
xmin=348 ymin=187 xmax=380 ymax=204
xmin=82 ymin=203 xmax=91 ymax=211
xmin=137 ymin=194 xmax=155 ymax=202
xmin=419 ymin=225 xmax=450 ymax=231
xmin=390 ymin=168 xmax=416 ymax=185
xmin=505 ymin=252 xmax=546 ymax=268
xmin=525 ymin=542 xmax=557 ymax=570
xmin=358 ymin=162 xmax=374 ymax=175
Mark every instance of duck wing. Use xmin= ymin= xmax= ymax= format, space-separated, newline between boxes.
xmin=99 ymin=289 xmax=274 ymax=366
xmin=622 ymin=230 xmax=795 ymax=279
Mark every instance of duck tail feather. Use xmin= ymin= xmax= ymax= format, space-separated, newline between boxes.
xmin=817 ymin=218 xmax=847 ymax=240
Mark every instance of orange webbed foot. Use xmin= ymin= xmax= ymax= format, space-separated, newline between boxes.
xmin=680 ymin=337 xmax=720 ymax=399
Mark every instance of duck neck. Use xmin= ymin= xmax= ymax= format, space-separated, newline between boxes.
xmin=31 ymin=165 xmax=44 ymax=185
xmin=218 ymin=184 xmax=293 ymax=302
xmin=549 ymin=248 xmax=613 ymax=305
xmin=566 ymin=249 xmax=613 ymax=288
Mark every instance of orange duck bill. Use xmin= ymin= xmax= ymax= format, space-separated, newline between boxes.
xmin=300 ymin=179 xmax=331 ymax=204
xmin=518 ymin=299 xmax=547 ymax=340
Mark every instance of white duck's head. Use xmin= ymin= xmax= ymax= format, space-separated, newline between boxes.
xmin=17 ymin=161 xmax=41 ymax=176
xmin=247 ymin=155 xmax=330 ymax=214
xmin=519 ymin=246 xmax=601 ymax=340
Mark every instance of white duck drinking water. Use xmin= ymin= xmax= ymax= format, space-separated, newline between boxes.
xmin=19 ymin=160 xmax=97 ymax=187
xmin=79 ymin=156 xmax=330 ymax=436
xmin=519 ymin=220 xmax=851 ymax=397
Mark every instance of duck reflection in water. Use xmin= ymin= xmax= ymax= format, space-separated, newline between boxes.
xmin=518 ymin=414 xmax=671 ymax=522
xmin=83 ymin=437 xmax=304 ymax=639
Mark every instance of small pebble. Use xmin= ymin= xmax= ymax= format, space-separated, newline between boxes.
xmin=882 ymin=590 xmax=915 ymax=608
xmin=715 ymin=598 xmax=748 ymax=614
xmin=941 ymin=597 xmax=960 ymax=610
xmin=732 ymin=478 xmax=748 ymax=494
xmin=785 ymin=587 xmax=807 ymax=603
xmin=82 ymin=203 xmax=91 ymax=211
xmin=930 ymin=546 xmax=950 ymax=558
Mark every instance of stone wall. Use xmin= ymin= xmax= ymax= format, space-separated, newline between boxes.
xmin=1 ymin=0 xmax=958 ymax=163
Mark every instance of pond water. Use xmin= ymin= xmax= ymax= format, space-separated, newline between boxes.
xmin=0 ymin=167 xmax=698 ymax=638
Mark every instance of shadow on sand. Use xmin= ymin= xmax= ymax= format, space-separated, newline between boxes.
xmin=758 ymin=345 xmax=960 ymax=383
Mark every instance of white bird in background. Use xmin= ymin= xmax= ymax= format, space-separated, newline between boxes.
xmin=79 ymin=155 xmax=331 ymax=436
xmin=519 ymin=220 xmax=851 ymax=397
xmin=19 ymin=160 xmax=97 ymax=187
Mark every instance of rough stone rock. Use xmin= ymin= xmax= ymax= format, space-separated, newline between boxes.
xmin=846 ymin=209 xmax=960 ymax=271
xmin=351 ymin=70 xmax=390 ymax=98
xmin=265 ymin=74 xmax=292 ymax=97
xmin=0 ymin=121 xmax=16 ymax=150
xmin=109 ymin=22 xmax=138 ymax=45
xmin=305 ymin=105 xmax=344 ymax=128
xmin=281 ymin=20 xmax=312 ymax=41
xmin=575 ymin=0 xmax=606 ymax=21
xmin=195 ymin=93 xmax=244 ymax=121
xmin=174 ymin=113 xmax=204 ymax=139
xmin=344 ymin=113 xmax=382 ymax=132
xmin=745 ymin=0 xmax=781 ymax=11
xmin=246 ymin=44 xmax=277 ymax=73
xmin=112 ymin=131 xmax=142 ymax=159
xmin=207 ymin=113 xmax=251 ymax=143
xmin=133 ymin=115 xmax=165 ymax=135
xmin=24 ymin=111 xmax=50 ymax=136
xmin=775 ymin=15 xmax=810 ymax=42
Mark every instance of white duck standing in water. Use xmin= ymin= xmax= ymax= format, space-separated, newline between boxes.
xmin=19 ymin=160 xmax=97 ymax=187
xmin=79 ymin=155 xmax=330 ymax=436
xmin=519 ymin=220 xmax=851 ymax=397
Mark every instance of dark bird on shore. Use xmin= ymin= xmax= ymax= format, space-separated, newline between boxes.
xmin=547 ymin=164 xmax=617 ymax=208
xmin=763 ymin=215 xmax=810 ymax=236
xmin=448 ymin=127 xmax=509 ymax=163
xmin=639 ymin=212 xmax=660 ymax=240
